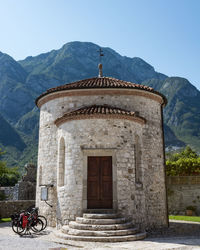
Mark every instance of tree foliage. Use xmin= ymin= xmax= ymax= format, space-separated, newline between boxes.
xmin=0 ymin=148 xmax=20 ymax=186
xmin=166 ymin=146 xmax=200 ymax=176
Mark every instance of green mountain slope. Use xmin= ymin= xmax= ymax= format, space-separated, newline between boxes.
xmin=142 ymin=77 xmax=200 ymax=151
xmin=0 ymin=114 xmax=26 ymax=150
xmin=0 ymin=52 xmax=36 ymax=123
xmin=0 ymin=113 xmax=27 ymax=167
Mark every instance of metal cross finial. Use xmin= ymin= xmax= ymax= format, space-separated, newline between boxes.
xmin=97 ymin=48 xmax=104 ymax=77
xmin=98 ymin=48 xmax=104 ymax=63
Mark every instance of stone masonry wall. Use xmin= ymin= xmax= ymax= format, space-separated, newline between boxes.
xmin=0 ymin=200 xmax=35 ymax=218
xmin=167 ymin=176 xmax=200 ymax=215
xmin=57 ymin=119 xmax=144 ymax=226
xmin=36 ymin=91 xmax=167 ymax=229
xmin=0 ymin=164 xmax=37 ymax=201
xmin=0 ymin=187 xmax=14 ymax=200
xmin=18 ymin=164 xmax=37 ymax=200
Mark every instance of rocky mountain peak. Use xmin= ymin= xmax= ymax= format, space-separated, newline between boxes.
xmin=0 ymin=52 xmax=27 ymax=82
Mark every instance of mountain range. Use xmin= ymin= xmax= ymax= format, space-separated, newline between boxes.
xmin=0 ymin=41 xmax=199 ymax=169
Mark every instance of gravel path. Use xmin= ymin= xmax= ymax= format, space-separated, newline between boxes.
xmin=1 ymin=221 xmax=200 ymax=249
xmin=0 ymin=222 xmax=67 ymax=250
xmin=0 ymin=234 xmax=67 ymax=250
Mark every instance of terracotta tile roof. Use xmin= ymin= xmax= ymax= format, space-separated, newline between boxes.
xmin=50 ymin=77 xmax=154 ymax=90
xmin=54 ymin=105 xmax=146 ymax=126
xmin=36 ymin=77 xmax=167 ymax=106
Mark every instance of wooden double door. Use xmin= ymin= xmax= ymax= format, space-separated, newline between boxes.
xmin=87 ymin=156 xmax=113 ymax=209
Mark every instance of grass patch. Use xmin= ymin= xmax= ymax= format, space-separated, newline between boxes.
xmin=169 ymin=215 xmax=200 ymax=222
xmin=0 ymin=218 xmax=11 ymax=223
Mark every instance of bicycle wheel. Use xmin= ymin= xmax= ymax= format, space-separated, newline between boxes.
xmin=31 ymin=218 xmax=44 ymax=232
xmin=17 ymin=225 xmax=26 ymax=235
xmin=38 ymin=215 xmax=47 ymax=230
xmin=12 ymin=220 xmax=25 ymax=235
xmin=11 ymin=220 xmax=18 ymax=233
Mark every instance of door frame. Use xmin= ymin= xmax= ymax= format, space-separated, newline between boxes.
xmin=82 ymin=149 xmax=118 ymax=211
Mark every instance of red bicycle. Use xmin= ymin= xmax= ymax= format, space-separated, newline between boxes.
xmin=11 ymin=207 xmax=47 ymax=236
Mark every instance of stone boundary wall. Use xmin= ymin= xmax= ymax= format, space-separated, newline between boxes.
xmin=167 ymin=176 xmax=200 ymax=215
xmin=0 ymin=187 xmax=14 ymax=200
xmin=0 ymin=200 xmax=35 ymax=218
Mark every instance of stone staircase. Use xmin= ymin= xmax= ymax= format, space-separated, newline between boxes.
xmin=55 ymin=211 xmax=146 ymax=242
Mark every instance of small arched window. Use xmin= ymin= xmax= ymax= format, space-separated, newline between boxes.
xmin=57 ymin=137 xmax=65 ymax=187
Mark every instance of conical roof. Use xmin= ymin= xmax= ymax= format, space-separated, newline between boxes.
xmin=36 ymin=77 xmax=167 ymax=106
xmin=54 ymin=104 xmax=146 ymax=126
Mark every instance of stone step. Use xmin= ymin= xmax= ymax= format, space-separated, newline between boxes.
xmin=62 ymin=225 xmax=69 ymax=234
xmin=83 ymin=213 xmax=119 ymax=219
xmin=83 ymin=209 xmax=117 ymax=214
xmin=76 ymin=217 xmax=127 ymax=225
xmin=68 ymin=221 xmax=134 ymax=231
xmin=67 ymin=227 xmax=138 ymax=237
xmin=55 ymin=231 xmax=147 ymax=242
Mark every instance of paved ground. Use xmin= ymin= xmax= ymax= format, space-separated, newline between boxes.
xmin=1 ymin=221 xmax=200 ymax=250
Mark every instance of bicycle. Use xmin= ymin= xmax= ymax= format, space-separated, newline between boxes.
xmin=29 ymin=207 xmax=47 ymax=230
xmin=11 ymin=207 xmax=47 ymax=236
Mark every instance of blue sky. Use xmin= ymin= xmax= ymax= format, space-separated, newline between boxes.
xmin=0 ymin=0 xmax=200 ymax=89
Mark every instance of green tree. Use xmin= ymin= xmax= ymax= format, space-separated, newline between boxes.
xmin=166 ymin=146 xmax=198 ymax=161
xmin=166 ymin=146 xmax=200 ymax=176
xmin=0 ymin=148 xmax=20 ymax=187
xmin=180 ymin=146 xmax=198 ymax=159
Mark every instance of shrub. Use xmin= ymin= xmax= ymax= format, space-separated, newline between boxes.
xmin=166 ymin=146 xmax=200 ymax=176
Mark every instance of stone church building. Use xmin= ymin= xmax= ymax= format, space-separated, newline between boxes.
xmin=35 ymin=66 xmax=168 ymax=241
